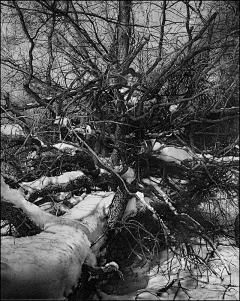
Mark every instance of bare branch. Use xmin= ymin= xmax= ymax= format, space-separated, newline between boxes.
xmin=145 ymin=0 xmax=167 ymax=76
xmin=46 ymin=14 xmax=56 ymax=85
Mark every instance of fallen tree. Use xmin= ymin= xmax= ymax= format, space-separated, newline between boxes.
xmin=1 ymin=128 xmax=239 ymax=300
xmin=1 ymin=175 xmax=119 ymax=299
xmin=1 ymin=146 xmax=238 ymax=299
xmin=1 ymin=1 xmax=239 ymax=299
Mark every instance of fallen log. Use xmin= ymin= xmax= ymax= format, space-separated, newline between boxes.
xmin=1 ymin=176 xmax=115 ymax=299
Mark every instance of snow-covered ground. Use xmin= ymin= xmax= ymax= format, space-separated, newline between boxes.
xmin=94 ymin=239 xmax=239 ymax=300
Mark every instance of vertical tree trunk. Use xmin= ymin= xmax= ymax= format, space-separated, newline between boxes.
xmin=111 ymin=1 xmax=132 ymax=167
xmin=117 ymin=0 xmax=132 ymax=65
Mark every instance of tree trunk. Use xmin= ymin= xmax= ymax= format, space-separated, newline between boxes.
xmin=111 ymin=1 xmax=132 ymax=166
xmin=117 ymin=0 xmax=131 ymax=65
xmin=1 ymin=177 xmax=115 ymax=299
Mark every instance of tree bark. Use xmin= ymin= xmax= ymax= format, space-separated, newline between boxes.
xmin=117 ymin=0 xmax=132 ymax=65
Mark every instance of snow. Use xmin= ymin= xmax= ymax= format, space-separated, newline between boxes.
xmin=120 ymin=167 xmax=136 ymax=184
xmin=119 ymin=87 xmax=129 ymax=94
xmin=72 ymin=124 xmax=92 ymax=136
xmin=73 ymin=127 xmax=86 ymax=134
xmin=215 ymin=156 xmax=239 ymax=162
xmin=122 ymin=196 xmax=138 ymax=219
xmin=53 ymin=142 xmax=78 ymax=155
xmin=128 ymin=96 xmax=139 ymax=105
xmin=140 ymin=140 xmax=193 ymax=163
xmin=31 ymin=136 xmax=47 ymax=147
xmin=86 ymin=125 xmax=92 ymax=134
xmin=1 ymin=124 xmax=25 ymax=138
xmin=155 ymin=146 xmax=193 ymax=163
xmin=68 ymin=193 xmax=87 ymax=206
xmin=1 ymin=161 xmax=239 ymax=300
xmin=1 ymin=224 xmax=94 ymax=299
xmin=21 ymin=170 xmax=85 ymax=193
xmin=63 ymin=191 xmax=115 ymax=221
xmin=197 ymin=154 xmax=239 ymax=163
xmin=93 ymin=240 xmax=239 ymax=300
xmin=142 ymin=141 xmax=239 ymax=165
xmin=169 ymin=104 xmax=179 ymax=112
xmin=1 ymin=177 xmax=115 ymax=299
xmin=152 ymin=141 xmax=164 ymax=151
xmin=26 ymin=150 xmax=38 ymax=161
xmin=53 ymin=115 xmax=69 ymax=127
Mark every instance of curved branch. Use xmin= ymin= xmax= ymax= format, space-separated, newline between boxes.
xmin=13 ymin=2 xmax=56 ymax=116
xmin=145 ymin=0 xmax=166 ymax=76
xmin=46 ymin=14 xmax=56 ymax=85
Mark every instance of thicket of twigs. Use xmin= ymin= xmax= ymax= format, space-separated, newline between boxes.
xmin=1 ymin=101 xmax=238 ymax=251
xmin=1 ymin=112 xmax=239 ymax=298
xmin=1 ymin=1 xmax=239 ymax=298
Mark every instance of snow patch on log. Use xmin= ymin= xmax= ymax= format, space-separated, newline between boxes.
xmin=1 ymin=124 xmax=26 ymax=138
xmin=1 ymin=176 xmax=114 ymax=299
xmin=64 ymin=192 xmax=115 ymax=222
xmin=122 ymin=192 xmax=153 ymax=220
xmin=96 ymin=241 xmax=239 ymax=300
xmin=64 ymin=191 xmax=115 ymax=253
xmin=120 ymin=167 xmax=136 ymax=184
xmin=68 ymin=193 xmax=87 ymax=206
xmin=53 ymin=142 xmax=78 ymax=155
xmin=1 ymin=176 xmax=60 ymax=229
xmin=140 ymin=140 xmax=193 ymax=163
xmin=141 ymin=139 xmax=239 ymax=165
xmin=26 ymin=150 xmax=38 ymax=161
xmin=169 ymin=104 xmax=179 ymax=112
xmin=1 ymin=225 xmax=94 ymax=299
xmin=154 ymin=146 xmax=193 ymax=163
xmin=196 ymin=153 xmax=239 ymax=162
xmin=21 ymin=170 xmax=85 ymax=193
xmin=122 ymin=196 xmax=138 ymax=219
xmin=53 ymin=115 xmax=69 ymax=127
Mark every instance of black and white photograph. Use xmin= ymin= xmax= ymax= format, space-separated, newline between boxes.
xmin=1 ymin=1 xmax=239 ymax=300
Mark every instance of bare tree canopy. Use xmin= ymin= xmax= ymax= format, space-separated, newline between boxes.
xmin=1 ymin=0 xmax=239 ymax=300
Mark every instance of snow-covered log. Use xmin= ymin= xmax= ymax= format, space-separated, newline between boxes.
xmin=141 ymin=139 xmax=239 ymax=165
xmin=155 ymin=146 xmax=193 ymax=163
xmin=53 ymin=142 xmax=78 ymax=155
xmin=20 ymin=170 xmax=85 ymax=193
xmin=1 ymin=124 xmax=26 ymax=138
xmin=1 ymin=176 xmax=115 ymax=300
xmin=140 ymin=139 xmax=193 ymax=163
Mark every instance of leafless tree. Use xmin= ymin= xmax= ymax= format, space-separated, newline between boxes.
xmin=1 ymin=1 xmax=239 ymax=298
